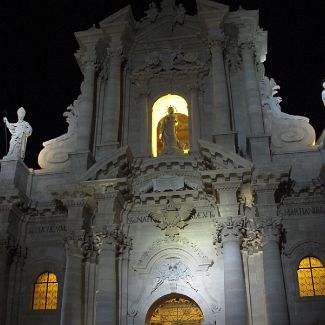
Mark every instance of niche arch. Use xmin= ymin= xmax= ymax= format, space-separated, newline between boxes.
xmin=151 ymin=94 xmax=189 ymax=157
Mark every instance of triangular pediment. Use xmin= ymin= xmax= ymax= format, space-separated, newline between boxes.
xmin=99 ymin=5 xmax=134 ymax=27
xmin=135 ymin=15 xmax=202 ymax=44
xmin=196 ymin=0 xmax=229 ymax=14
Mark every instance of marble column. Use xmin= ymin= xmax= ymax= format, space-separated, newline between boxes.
xmin=102 ymin=47 xmax=123 ymax=146
xmin=210 ymin=37 xmax=231 ymax=134
xmin=218 ymin=217 xmax=248 ymax=325
xmin=262 ymin=219 xmax=289 ymax=325
xmin=60 ymin=240 xmax=83 ymax=325
xmin=240 ymin=42 xmax=264 ymax=136
xmin=77 ymin=50 xmax=97 ymax=152
xmin=96 ymin=241 xmax=117 ymax=325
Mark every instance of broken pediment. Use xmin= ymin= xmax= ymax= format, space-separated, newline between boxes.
xmin=198 ymin=140 xmax=253 ymax=171
xmin=80 ymin=146 xmax=133 ymax=181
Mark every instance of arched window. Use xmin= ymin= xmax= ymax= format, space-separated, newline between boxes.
xmin=297 ymin=256 xmax=325 ymax=297
xmin=33 ymin=272 xmax=58 ymax=310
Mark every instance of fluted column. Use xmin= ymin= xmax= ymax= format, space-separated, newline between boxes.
xmin=240 ymin=42 xmax=264 ymax=135
xmin=60 ymin=239 xmax=83 ymax=325
xmin=102 ymin=47 xmax=123 ymax=145
xmin=217 ymin=217 xmax=248 ymax=325
xmin=77 ymin=50 xmax=97 ymax=152
xmin=262 ymin=218 xmax=289 ymax=325
xmin=210 ymin=36 xmax=231 ymax=133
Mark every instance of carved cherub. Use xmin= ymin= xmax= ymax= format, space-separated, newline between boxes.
xmin=148 ymin=199 xmax=195 ymax=237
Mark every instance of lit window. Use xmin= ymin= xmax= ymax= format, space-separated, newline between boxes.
xmin=297 ymin=257 xmax=325 ymax=297
xmin=33 ymin=272 xmax=58 ymax=310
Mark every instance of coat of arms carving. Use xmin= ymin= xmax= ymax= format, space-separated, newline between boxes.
xmin=148 ymin=199 xmax=195 ymax=237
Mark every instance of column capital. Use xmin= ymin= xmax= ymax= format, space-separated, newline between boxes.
xmin=258 ymin=216 xmax=283 ymax=244
xmin=215 ymin=216 xmax=245 ymax=244
xmin=107 ymin=46 xmax=123 ymax=59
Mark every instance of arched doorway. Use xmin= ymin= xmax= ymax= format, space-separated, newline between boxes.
xmin=147 ymin=294 xmax=204 ymax=325
xmin=152 ymin=94 xmax=190 ymax=157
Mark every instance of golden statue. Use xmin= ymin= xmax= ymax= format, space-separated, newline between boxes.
xmin=159 ymin=106 xmax=183 ymax=155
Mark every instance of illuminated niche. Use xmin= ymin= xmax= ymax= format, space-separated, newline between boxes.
xmin=152 ymin=94 xmax=189 ymax=157
xmin=33 ymin=272 xmax=58 ymax=310
xmin=297 ymin=256 xmax=325 ymax=297
xmin=148 ymin=295 xmax=204 ymax=325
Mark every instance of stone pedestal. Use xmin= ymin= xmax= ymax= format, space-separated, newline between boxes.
xmin=213 ymin=132 xmax=237 ymax=153
xmin=69 ymin=151 xmax=95 ymax=175
xmin=0 ymin=159 xmax=30 ymax=192
xmin=247 ymin=135 xmax=271 ymax=164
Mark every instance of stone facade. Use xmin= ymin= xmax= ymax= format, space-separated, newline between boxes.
xmin=0 ymin=1 xmax=324 ymax=325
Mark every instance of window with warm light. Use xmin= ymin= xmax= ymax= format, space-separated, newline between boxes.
xmin=297 ymin=256 xmax=325 ymax=297
xmin=33 ymin=272 xmax=58 ymax=310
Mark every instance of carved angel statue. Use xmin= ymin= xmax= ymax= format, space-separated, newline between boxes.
xmin=149 ymin=200 xmax=195 ymax=237
xmin=159 ymin=106 xmax=183 ymax=155
xmin=3 ymin=107 xmax=32 ymax=160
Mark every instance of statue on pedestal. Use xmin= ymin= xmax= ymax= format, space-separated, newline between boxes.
xmin=159 ymin=106 xmax=183 ymax=155
xmin=3 ymin=107 xmax=32 ymax=160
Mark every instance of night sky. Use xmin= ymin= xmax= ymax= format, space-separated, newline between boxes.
xmin=0 ymin=0 xmax=324 ymax=169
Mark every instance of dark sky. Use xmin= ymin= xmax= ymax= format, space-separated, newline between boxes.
xmin=0 ymin=0 xmax=324 ymax=169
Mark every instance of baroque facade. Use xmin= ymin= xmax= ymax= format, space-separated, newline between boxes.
xmin=0 ymin=1 xmax=325 ymax=325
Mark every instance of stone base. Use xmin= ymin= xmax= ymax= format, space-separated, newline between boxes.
xmin=95 ymin=142 xmax=120 ymax=160
xmin=0 ymin=158 xmax=30 ymax=191
xmin=213 ymin=132 xmax=237 ymax=153
xmin=247 ymin=135 xmax=271 ymax=164
xmin=69 ymin=151 xmax=95 ymax=175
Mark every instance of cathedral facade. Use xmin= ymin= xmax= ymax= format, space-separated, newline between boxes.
xmin=0 ymin=1 xmax=325 ymax=325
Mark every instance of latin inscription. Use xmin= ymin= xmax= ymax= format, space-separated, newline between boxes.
xmin=127 ymin=210 xmax=215 ymax=224
xmin=279 ymin=206 xmax=325 ymax=217
xmin=28 ymin=224 xmax=67 ymax=234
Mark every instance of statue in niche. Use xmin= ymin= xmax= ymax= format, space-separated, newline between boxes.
xmin=3 ymin=107 xmax=32 ymax=160
xmin=159 ymin=106 xmax=183 ymax=155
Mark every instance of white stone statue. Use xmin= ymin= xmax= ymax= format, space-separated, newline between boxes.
xmin=3 ymin=107 xmax=32 ymax=160
xmin=159 ymin=106 xmax=183 ymax=155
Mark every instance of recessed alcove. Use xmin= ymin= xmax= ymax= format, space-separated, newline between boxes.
xmin=152 ymin=94 xmax=189 ymax=157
